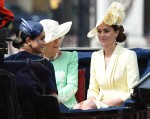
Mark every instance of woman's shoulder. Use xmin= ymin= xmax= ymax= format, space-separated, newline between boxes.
xmin=62 ymin=51 xmax=78 ymax=58
xmin=5 ymin=54 xmax=17 ymax=61
xmin=118 ymin=46 xmax=137 ymax=60
xmin=5 ymin=51 xmax=44 ymax=61
xmin=91 ymin=50 xmax=102 ymax=56
xmin=121 ymin=46 xmax=136 ymax=55
xmin=61 ymin=51 xmax=78 ymax=63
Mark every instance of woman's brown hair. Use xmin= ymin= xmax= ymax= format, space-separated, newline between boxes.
xmin=111 ymin=25 xmax=126 ymax=43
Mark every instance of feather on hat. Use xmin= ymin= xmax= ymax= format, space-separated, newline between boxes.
xmin=87 ymin=2 xmax=125 ymax=38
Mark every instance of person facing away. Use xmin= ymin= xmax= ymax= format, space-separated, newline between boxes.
xmin=5 ymin=18 xmax=58 ymax=97
xmin=73 ymin=2 xmax=140 ymax=110
xmin=39 ymin=19 xmax=78 ymax=109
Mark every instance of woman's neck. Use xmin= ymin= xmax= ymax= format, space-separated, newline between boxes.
xmin=19 ymin=47 xmax=33 ymax=54
xmin=104 ymin=44 xmax=117 ymax=57
xmin=47 ymin=51 xmax=62 ymax=61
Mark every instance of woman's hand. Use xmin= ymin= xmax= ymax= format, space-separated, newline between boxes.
xmin=73 ymin=97 xmax=97 ymax=110
xmin=102 ymin=97 xmax=123 ymax=106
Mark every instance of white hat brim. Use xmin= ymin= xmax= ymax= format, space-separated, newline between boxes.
xmin=46 ymin=21 xmax=72 ymax=44
xmin=87 ymin=17 xmax=103 ymax=38
xmin=87 ymin=27 xmax=97 ymax=38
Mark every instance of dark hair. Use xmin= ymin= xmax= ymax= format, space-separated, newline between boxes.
xmin=12 ymin=31 xmax=30 ymax=49
xmin=111 ymin=25 xmax=126 ymax=43
xmin=12 ymin=19 xmax=43 ymax=49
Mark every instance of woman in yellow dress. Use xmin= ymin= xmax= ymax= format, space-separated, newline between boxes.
xmin=73 ymin=2 xmax=139 ymax=110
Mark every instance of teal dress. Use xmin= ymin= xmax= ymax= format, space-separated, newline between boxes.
xmin=52 ymin=51 xmax=78 ymax=109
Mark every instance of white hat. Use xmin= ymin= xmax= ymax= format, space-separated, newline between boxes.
xmin=39 ymin=19 xmax=72 ymax=44
xmin=87 ymin=2 xmax=125 ymax=38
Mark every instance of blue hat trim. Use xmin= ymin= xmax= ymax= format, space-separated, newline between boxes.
xmin=19 ymin=18 xmax=43 ymax=37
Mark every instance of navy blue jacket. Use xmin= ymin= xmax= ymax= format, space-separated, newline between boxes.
xmin=5 ymin=51 xmax=58 ymax=98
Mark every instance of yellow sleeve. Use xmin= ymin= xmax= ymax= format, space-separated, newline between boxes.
xmin=120 ymin=51 xmax=140 ymax=101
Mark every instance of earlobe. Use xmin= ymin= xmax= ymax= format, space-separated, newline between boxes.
xmin=26 ymin=37 xmax=32 ymax=46
xmin=116 ymin=31 xmax=119 ymax=37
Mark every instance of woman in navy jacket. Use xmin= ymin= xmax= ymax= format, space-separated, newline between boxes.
xmin=5 ymin=18 xmax=58 ymax=97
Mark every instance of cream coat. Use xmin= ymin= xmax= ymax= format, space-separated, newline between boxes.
xmin=87 ymin=45 xmax=140 ymax=101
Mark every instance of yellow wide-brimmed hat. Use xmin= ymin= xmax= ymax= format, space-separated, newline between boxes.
xmin=87 ymin=2 xmax=125 ymax=38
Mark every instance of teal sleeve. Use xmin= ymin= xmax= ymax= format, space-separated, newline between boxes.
xmin=58 ymin=51 xmax=78 ymax=102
